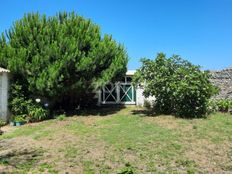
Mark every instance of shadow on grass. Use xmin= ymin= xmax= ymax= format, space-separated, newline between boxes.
xmin=131 ymin=108 xmax=160 ymax=117
xmin=75 ymin=105 xmax=126 ymax=116
xmin=132 ymin=108 xmax=209 ymax=119
xmin=0 ymin=141 xmax=43 ymax=172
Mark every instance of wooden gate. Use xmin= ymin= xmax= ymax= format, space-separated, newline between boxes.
xmin=101 ymin=82 xmax=136 ymax=104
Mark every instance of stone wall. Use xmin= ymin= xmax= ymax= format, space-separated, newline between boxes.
xmin=210 ymin=68 xmax=232 ymax=100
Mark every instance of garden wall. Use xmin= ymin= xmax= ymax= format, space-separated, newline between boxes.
xmin=210 ymin=68 xmax=232 ymax=100
xmin=0 ymin=68 xmax=10 ymax=122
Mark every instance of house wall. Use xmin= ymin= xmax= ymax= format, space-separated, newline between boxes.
xmin=0 ymin=72 xmax=9 ymax=122
xmin=136 ymin=86 xmax=156 ymax=106
xmin=136 ymin=87 xmax=144 ymax=106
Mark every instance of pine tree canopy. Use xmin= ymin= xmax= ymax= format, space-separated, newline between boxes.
xmin=0 ymin=12 xmax=128 ymax=109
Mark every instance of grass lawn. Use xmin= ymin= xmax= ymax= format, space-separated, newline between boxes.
xmin=0 ymin=106 xmax=232 ymax=174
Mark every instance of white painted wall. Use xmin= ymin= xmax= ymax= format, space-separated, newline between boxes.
xmin=0 ymin=72 xmax=9 ymax=122
xmin=136 ymin=86 xmax=144 ymax=106
xmin=136 ymin=86 xmax=156 ymax=106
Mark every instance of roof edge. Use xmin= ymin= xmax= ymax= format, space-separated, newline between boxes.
xmin=0 ymin=67 xmax=10 ymax=73
xmin=126 ymin=70 xmax=136 ymax=76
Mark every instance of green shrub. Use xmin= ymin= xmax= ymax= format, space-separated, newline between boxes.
xmin=0 ymin=119 xmax=6 ymax=127
xmin=9 ymin=84 xmax=33 ymax=116
xmin=28 ymin=107 xmax=48 ymax=122
xmin=207 ymin=100 xmax=219 ymax=113
xmin=9 ymin=84 xmax=49 ymax=123
xmin=143 ymin=99 xmax=151 ymax=109
xmin=118 ymin=167 xmax=134 ymax=174
xmin=134 ymin=53 xmax=218 ymax=118
xmin=14 ymin=115 xmax=26 ymax=122
xmin=56 ymin=114 xmax=66 ymax=121
xmin=207 ymin=99 xmax=232 ymax=113
xmin=10 ymin=97 xmax=32 ymax=116
xmin=216 ymin=99 xmax=232 ymax=112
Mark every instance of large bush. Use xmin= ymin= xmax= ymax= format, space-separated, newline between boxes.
xmin=0 ymin=12 xmax=128 ymax=112
xmin=134 ymin=53 xmax=218 ymax=118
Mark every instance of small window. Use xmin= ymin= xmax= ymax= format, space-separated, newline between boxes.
xmin=119 ymin=77 xmax=126 ymax=83
xmin=126 ymin=76 xmax=132 ymax=83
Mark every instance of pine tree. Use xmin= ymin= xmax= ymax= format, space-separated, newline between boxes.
xmin=0 ymin=12 xmax=128 ymax=110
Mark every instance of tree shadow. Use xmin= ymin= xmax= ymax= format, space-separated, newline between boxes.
xmin=0 ymin=140 xmax=43 ymax=172
xmin=131 ymin=108 xmax=209 ymax=119
xmin=74 ymin=105 xmax=126 ymax=116
xmin=131 ymin=108 xmax=160 ymax=117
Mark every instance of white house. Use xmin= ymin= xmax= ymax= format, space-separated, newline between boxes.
xmin=97 ymin=70 xmax=155 ymax=106
xmin=0 ymin=67 xmax=10 ymax=122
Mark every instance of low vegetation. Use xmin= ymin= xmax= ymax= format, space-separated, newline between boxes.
xmin=0 ymin=119 xmax=6 ymax=135
xmin=208 ymin=99 xmax=232 ymax=113
xmin=1 ymin=107 xmax=232 ymax=173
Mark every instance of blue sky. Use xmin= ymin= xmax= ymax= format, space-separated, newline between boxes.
xmin=0 ymin=0 xmax=231 ymax=70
